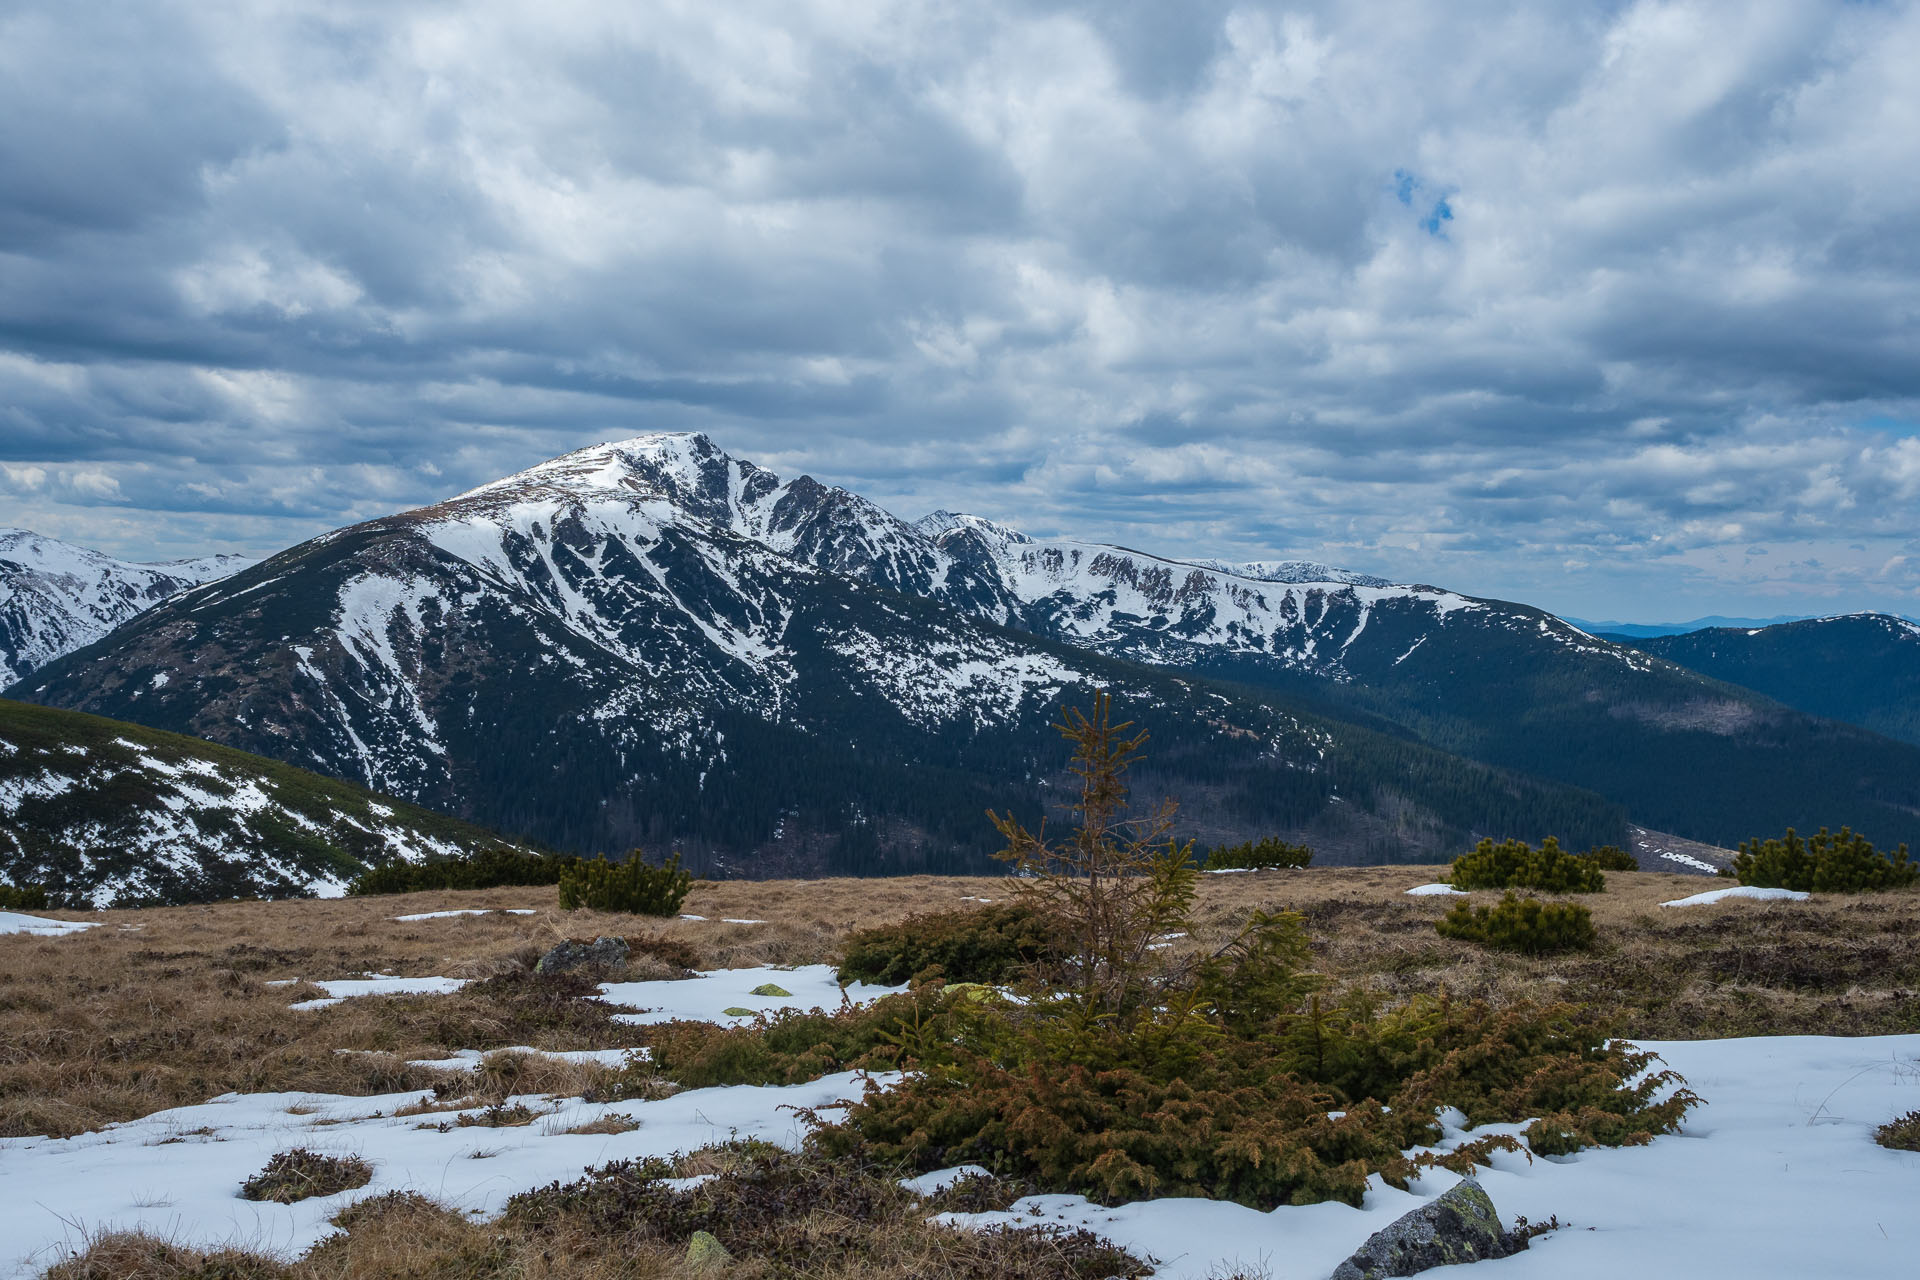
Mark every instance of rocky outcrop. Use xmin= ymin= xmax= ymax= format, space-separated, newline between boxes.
xmin=1329 ymin=1178 xmax=1524 ymax=1279
xmin=535 ymin=936 xmax=631 ymax=976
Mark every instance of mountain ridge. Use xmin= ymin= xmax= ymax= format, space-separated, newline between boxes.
xmin=14 ymin=431 xmax=1920 ymax=863
xmin=10 ymin=433 xmax=1632 ymax=868
xmin=1607 ymin=614 xmax=1920 ymax=747
xmin=0 ymin=528 xmax=251 ymax=683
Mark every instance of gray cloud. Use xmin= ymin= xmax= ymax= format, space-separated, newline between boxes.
xmin=2 ymin=0 xmax=1918 ymax=619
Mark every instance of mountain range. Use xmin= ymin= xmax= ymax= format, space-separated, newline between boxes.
xmin=1563 ymin=613 xmax=1815 ymax=638
xmin=0 ymin=529 xmax=249 ymax=683
xmin=8 ymin=432 xmax=1920 ymax=889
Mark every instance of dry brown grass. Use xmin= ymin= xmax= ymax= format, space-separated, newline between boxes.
xmin=1181 ymin=865 xmax=1920 ymax=1039
xmin=8 ymin=869 xmax=1919 ymax=1144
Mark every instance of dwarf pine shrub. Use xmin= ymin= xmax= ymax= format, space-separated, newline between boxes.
xmin=1578 ymin=844 xmax=1639 ymax=872
xmin=1204 ymin=836 xmax=1314 ymax=871
xmin=557 ymin=851 xmax=692 ymax=916
xmin=811 ymin=988 xmax=1689 ymax=1209
xmin=643 ymin=984 xmax=989 ymax=1089
xmin=0 ymin=882 xmax=50 ymax=911
xmin=1449 ymin=836 xmax=1607 ymax=893
xmin=1875 ymin=1110 xmax=1920 ymax=1152
xmin=1726 ymin=826 xmax=1916 ymax=893
xmin=239 ymin=1149 xmax=373 ymax=1203
xmin=1435 ymin=891 xmax=1597 ymax=955
xmin=347 ymin=847 xmax=575 ymax=895
xmin=838 ymin=901 xmax=1068 ymax=986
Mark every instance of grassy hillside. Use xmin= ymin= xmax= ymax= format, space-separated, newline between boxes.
xmin=0 ymin=699 xmax=534 ymax=906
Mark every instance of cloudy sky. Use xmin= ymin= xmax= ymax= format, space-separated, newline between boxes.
xmin=4 ymin=0 xmax=1918 ymax=620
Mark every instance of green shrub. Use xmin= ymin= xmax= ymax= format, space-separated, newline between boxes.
xmin=1435 ymin=892 xmax=1597 ymax=955
xmin=0 ymin=882 xmax=50 ymax=911
xmin=1449 ymin=836 xmax=1606 ymax=893
xmin=1204 ymin=836 xmax=1314 ymax=871
xmin=1725 ymin=826 xmax=1917 ymax=893
xmin=839 ymin=901 xmax=1068 ymax=986
xmin=557 ymin=851 xmax=692 ymax=916
xmin=1875 ymin=1110 xmax=1920 ymax=1152
xmin=347 ymin=847 xmax=575 ymax=895
xmin=643 ymin=985 xmax=984 ymax=1089
xmin=1578 ymin=845 xmax=1639 ymax=872
xmin=239 ymin=1149 xmax=373 ymax=1203
xmin=812 ymin=989 xmax=1689 ymax=1210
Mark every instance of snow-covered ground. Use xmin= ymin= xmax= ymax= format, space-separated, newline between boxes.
xmin=600 ymin=963 xmax=902 ymax=1026
xmin=390 ymin=908 xmax=537 ymax=921
xmin=1660 ymin=886 xmax=1811 ymax=908
xmin=1405 ymin=883 xmax=1467 ymax=896
xmin=0 ymin=911 xmax=99 ymax=937
xmin=2 ymin=965 xmax=1915 ymax=1280
xmin=286 ymin=975 xmax=470 ymax=1012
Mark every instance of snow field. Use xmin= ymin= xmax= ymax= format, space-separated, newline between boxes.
xmin=1405 ymin=883 xmax=1468 ymax=896
xmin=0 ymin=1073 xmax=882 ymax=1280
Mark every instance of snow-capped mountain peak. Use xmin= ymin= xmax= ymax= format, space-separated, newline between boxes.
xmin=914 ymin=510 xmax=1032 ymax=545
xmin=0 ymin=530 xmax=251 ymax=684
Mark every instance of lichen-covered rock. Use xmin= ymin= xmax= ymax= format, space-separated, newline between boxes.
xmin=1329 ymin=1178 xmax=1518 ymax=1279
xmin=686 ymin=1229 xmax=732 ymax=1271
xmin=535 ymin=936 xmax=630 ymax=975
xmin=749 ymin=982 xmax=792 ymax=997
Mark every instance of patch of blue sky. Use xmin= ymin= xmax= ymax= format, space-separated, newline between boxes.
xmin=1853 ymin=414 xmax=1920 ymax=437
xmin=1391 ymin=168 xmax=1454 ymax=238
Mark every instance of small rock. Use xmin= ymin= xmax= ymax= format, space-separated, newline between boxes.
xmin=686 ymin=1229 xmax=731 ymax=1271
xmin=1329 ymin=1178 xmax=1521 ymax=1279
xmin=535 ymin=936 xmax=631 ymax=976
xmin=722 ymin=1006 xmax=756 ymax=1017
xmin=749 ymin=982 xmax=792 ymax=997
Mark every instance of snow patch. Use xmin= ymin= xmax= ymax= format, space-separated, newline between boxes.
xmin=1660 ymin=886 xmax=1811 ymax=908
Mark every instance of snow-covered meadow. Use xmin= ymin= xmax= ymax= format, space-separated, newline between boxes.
xmin=1 ymin=960 xmax=1915 ymax=1280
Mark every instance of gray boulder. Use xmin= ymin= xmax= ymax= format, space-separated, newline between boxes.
xmin=1330 ymin=1178 xmax=1520 ymax=1279
xmin=535 ymin=935 xmax=630 ymax=975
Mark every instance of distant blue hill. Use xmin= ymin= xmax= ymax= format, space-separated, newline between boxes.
xmin=1601 ymin=614 xmax=1920 ymax=747
xmin=1563 ymin=614 xmax=1814 ymax=638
